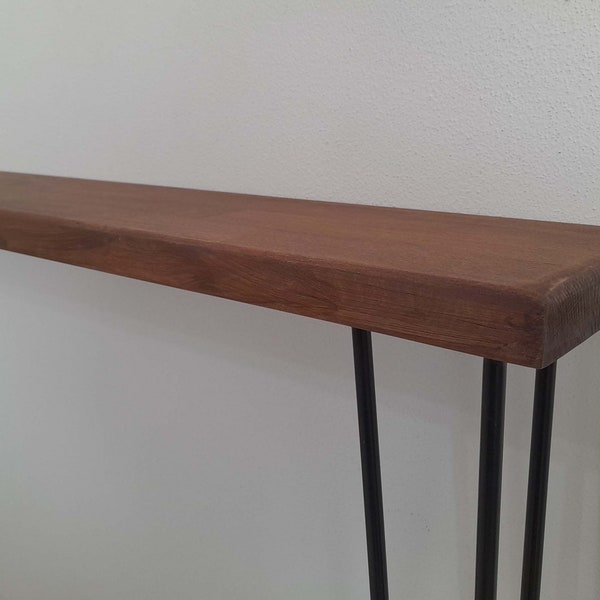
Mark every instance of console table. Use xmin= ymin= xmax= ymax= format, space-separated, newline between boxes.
xmin=2 ymin=171 xmax=599 ymax=600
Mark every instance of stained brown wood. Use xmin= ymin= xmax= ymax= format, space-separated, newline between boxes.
xmin=1 ymin=171 xmax=600 ymax=368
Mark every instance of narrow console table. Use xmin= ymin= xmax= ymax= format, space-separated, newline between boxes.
xmin=2 ymin=171 xmax=600 ymax=599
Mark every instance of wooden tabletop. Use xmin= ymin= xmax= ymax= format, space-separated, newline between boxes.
xmin=1 ymin=171 xmax=599 ymax=368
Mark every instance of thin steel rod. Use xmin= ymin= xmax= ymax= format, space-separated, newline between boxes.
xmin=520 ymin=362 xmax=557 ymax=600
xmin=474 ymin=359 xmax=507 ymax=600
xmin=352 ymin=328 xmax=389 ymax=600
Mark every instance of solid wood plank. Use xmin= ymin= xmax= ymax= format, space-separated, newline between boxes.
xmin=1 ymin=171 xmax=600 ymax=368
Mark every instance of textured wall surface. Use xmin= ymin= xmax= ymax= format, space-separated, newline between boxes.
xmin=1 ymin=2 xmax=599 ymax=598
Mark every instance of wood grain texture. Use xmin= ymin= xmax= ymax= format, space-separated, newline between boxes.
xmin=1 ymin=171 xmax=600 ymax=368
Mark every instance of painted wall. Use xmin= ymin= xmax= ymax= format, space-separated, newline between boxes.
xmin=1 ymin=2 xmax=599 ymax=598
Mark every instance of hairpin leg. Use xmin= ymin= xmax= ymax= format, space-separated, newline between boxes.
xmin=352 ymin=328 xmax=389 ymax=600
xmin=474 ymin=359 xmax=507 ymax=600
xmin=520 ymin=362 xmax=557 ymax=600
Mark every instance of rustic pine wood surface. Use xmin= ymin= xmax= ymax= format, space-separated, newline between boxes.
xmin=1 ymin=171 xmax=599 ymax=367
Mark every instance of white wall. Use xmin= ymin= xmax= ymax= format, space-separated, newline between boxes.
xmin=1 ymin=2 xmax=599 ymax=598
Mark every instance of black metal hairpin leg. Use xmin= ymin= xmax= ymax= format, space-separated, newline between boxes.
xmin=520 ymin=362 xmax=557 ymax=600
xmin=350 ymin=337 xmax=555 ymax=600
xmin=352 ymin=328 xmax=389 ymax=600
xmin=475 ymin=359 xmax=507 ymax=600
